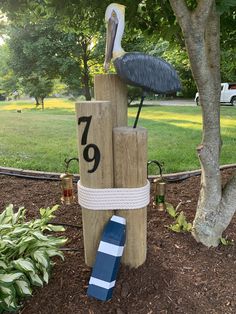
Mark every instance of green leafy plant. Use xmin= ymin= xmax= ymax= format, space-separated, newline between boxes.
xmin=165 ymin=203 xmax=177 ymax=218
xmin=220 ymin=237 xmax=234 ymax=246
xmin=0 ymin=204 xmax=67 ymax=312
xmin=166 ymin=203 xmax=192 ymax=233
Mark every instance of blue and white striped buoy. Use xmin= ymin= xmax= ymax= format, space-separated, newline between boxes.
xmin=87 ymin=215 xmax=126 ymax=301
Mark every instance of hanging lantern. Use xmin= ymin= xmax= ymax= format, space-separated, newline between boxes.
xmin=154 ymin=179 xmax=166 ymax=211
xmin=60 ymin=158 xmax=79 ymax=205
xmin=147 ymin=160 xmax=166 ymax=211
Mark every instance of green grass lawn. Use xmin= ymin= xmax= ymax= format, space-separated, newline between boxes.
xmin=0 ymin=98 xmax=235 ymax=174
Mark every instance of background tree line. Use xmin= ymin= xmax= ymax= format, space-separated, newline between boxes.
xmin=0 ymin=0 xmax=235 ymax=106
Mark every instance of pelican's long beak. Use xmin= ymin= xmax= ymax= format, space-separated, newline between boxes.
xmin=104 ymin=11 xmax=118 ymax=72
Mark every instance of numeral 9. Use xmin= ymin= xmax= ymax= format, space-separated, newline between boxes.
xmin=83 ymin=144 xmax=101 ymax=173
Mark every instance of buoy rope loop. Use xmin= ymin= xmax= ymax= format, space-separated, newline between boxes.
xmin=77 ymin=180 xmax=150 ymax=210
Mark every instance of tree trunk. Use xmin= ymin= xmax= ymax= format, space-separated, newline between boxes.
xmin=82 ymin=72 xmax=91 ymax=101
xmin=169 ymin=0 xmax=236 ymax=246
xmin=81 ymin=39 xmax=91 ymax=101
xmin=41 ymin=97 xmax=45 ymax=110
xmin=35 ymin=97 xmax=40 ymax=107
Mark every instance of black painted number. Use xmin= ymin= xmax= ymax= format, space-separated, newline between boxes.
xmin=78 ymin=115 xmax=101 ymax=173
xmin=83 ymin=144 xmax=101 ymax=173
xmin=78 ymin=116 xmax=92 ymax=145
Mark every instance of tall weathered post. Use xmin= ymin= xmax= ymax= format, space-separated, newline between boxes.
xmin=94 ymin=74 xmax=128 ymax=127
xmin=113 ymin=127 xmax=148 ymax=267
xmin=76 ymin=74 xmax=128 ymax=267
xmin=76 ymin=101 xmax=114 ymax=267
xmin=76 ymin=74 xmax=148 ymax=268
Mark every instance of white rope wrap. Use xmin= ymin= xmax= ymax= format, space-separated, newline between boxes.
xmin=78 ymin=180 xmax=150 ymax=210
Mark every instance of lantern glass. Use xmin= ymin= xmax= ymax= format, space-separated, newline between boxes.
xmin=60 ymin=173 xmax=75 ymax=205
xmin=154 ymin=179 xmax=166 ymax=211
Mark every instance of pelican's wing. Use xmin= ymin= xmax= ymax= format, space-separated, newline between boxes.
xmin=113 ymin=52 xmax=181 ymax=94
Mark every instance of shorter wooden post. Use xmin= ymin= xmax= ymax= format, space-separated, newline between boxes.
xmin=94 ymin=74 xmax=128 ymax=127
xmin=76 ymin=101 xmax=114 ymax=267
xmin=113 ymin=127 xmax=148 ymax=268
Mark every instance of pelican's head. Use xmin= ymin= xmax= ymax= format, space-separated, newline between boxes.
xmin=105 ymin=3 xmax=125 ymax=22
xmin=104 ymin=3 xmax=126 ymax=72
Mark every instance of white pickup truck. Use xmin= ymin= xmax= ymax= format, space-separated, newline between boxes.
xmin=195 ymin=83 xmax=236 ymax=106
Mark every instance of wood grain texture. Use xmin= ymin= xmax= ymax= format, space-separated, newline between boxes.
xmin=94 ymin=74 xmax=128 ymax=127
xmin=76 ymin=101 xmax=114 ymax=266
xmin=113 ymin=127 xmax=148 ymax=267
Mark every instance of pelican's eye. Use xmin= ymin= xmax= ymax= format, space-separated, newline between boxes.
xmin=112 ymin=10 xmax=116 ymax=17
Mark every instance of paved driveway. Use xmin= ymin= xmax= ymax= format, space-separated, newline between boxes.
xmin=157 ymin=99 xmax=196 ymax=106
xmin=134 ymin=99 xmax=196 ymax=106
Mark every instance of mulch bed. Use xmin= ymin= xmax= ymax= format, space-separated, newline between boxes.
xmin=0 ymin=168 xmax=235 ymax=314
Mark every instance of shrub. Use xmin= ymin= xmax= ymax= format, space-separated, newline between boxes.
xmin=0 ymin=204 xmax=67 ymax=312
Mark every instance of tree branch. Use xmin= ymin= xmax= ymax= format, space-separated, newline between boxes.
xmin=204 ymin=2 xmax=221 ymax=84
xmin=169 ymin=0 xmax=191 ymax=33
xmin=193 ymin=0 xmax=215 ymax=26
xmin=170 ymin=0 xmax=215 ymax=34
xmin=219 ymin=173 xmax=236 ymax=227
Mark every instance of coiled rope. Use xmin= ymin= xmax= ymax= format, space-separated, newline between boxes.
xmin=77 ymin=180 xmax=150 ymax=210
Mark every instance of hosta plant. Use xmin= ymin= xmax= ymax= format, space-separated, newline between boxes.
xmin=166 ymin=203 xmax=192 ymax=233
xmin=0 ymin=204 xmax=67 ymax=312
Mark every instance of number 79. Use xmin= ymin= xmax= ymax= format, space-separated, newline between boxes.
xmin=78 ymin=116 xmax=101 ymax=173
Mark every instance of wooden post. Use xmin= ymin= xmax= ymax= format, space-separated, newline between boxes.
xmin=113 ymin=127 xmax=148 ymax=268
xmin=76 ymin=101 xmax=114 ymax=267
xmin=94 ymin=74 xmax=128 ymax=127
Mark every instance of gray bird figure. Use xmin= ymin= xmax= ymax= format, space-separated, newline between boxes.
xmin=104 ymin=3 xmax=181 ymax=128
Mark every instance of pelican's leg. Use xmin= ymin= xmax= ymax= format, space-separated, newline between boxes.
xmin=133 ymin=94 xmax=146 ymax=128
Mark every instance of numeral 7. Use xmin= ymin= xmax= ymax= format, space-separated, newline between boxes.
xmin=78 ymin=116 xmax=92 ymax=145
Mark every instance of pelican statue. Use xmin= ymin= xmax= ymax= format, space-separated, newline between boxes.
xmin=104 ymin=3 xmax=181 ymax=128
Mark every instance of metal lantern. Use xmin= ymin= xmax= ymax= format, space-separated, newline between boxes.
xmin=60 ymin=158 xmax=79 ymax=205
xmin=147 ymin=160 xmax=166 ymax=211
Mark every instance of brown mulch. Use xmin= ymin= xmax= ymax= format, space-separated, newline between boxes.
xmin=0 ymin=169 xmax=236 ymax=314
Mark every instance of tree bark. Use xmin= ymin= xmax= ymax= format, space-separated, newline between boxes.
xmin=41 ymin=97 xmax=45 ymax=110
xmin=35 ymin=97 xmax=40 ymax=107
xmin=81 ymin=38 xmax=91 ymax=101
xmin=169 ymin=0 xmax=236 ymax=246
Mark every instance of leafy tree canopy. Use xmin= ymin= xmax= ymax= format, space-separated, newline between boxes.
xmin=0 ymin=44 xmax=19 ymax=97
xmin=0 ymin=0 xmax=235 ymax=97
